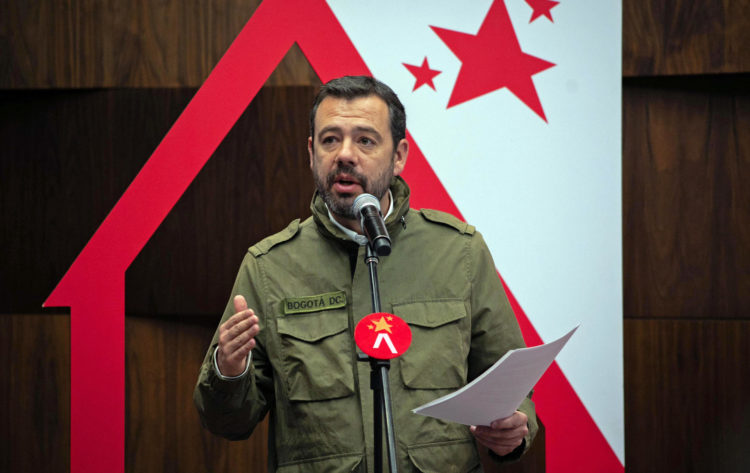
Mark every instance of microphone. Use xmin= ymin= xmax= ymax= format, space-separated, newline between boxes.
xmin=352 ymin=193 xmax=392 ymax=256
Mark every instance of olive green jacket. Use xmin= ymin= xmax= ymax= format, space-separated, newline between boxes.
xmin=194 ymin=177 xmax=537 ymax=472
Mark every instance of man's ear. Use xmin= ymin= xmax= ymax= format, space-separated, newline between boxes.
xmin=308 ymin=136 xmax=314 ymax=170
xmin=392 ymin=138 xmax=409 ymax=176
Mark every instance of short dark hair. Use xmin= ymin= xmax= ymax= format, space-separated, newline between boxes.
xmin=309 ymin=75 xmax=406 ymax=149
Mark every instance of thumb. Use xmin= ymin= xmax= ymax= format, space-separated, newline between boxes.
xmin=233 ymin=295 xmax=248 ymax=314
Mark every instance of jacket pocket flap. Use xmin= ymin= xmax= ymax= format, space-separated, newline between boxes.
xmin=393 ymin=300 xmax=466 ymax=328
xmin=277 ymin=453 xmax=363 ymax=473
xmin=277 ymin=310 xmax=349 ymax=342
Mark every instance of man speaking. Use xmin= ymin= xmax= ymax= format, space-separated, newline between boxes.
xmin=194 ymin=75 xmax=537 ymax=472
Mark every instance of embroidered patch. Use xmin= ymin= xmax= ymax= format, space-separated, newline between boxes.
xmin=283 ymin=291 xmax=347 ymax=315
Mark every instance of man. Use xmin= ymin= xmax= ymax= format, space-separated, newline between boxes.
xmin=194 ymin=75 xmax=537 ymax=472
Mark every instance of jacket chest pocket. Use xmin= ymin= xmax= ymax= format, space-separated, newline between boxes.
xmin=276 ymin=309 xmax=355 ymax=401
xmin=393 ymin=300 xmax=469 ymax=389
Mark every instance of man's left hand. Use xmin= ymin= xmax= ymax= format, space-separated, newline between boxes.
xmin=470 ymin=411 xmax=528 ymax=457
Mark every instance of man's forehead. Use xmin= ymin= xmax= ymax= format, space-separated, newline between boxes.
xmin=313 ymin=95 xmax=389 ymax=132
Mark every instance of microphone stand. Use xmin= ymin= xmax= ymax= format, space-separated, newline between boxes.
xmin=358 ymin=243 xmax=399 ymax=473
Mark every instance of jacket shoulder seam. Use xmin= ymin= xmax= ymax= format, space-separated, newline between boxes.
xmin=418 ymin=209 xmax=475 ymax=235
xmin=249 ymin=219 xmax=301 ymax=257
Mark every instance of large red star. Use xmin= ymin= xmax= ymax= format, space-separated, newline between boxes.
xmin=403 ymin=57 xmax=441 ymax=91
xmin=526 ymin=0 xmax=559 ymax=23
xmin=431 ymin=0 xmax=555 ymax=121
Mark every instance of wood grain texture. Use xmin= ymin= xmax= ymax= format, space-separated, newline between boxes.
xmin=625 ymin=318 xmax=750 ymax=473
xmin=0 ymin=88 xmax=191 ymax=314
xmin=623 ymin=0 xmax=750 ymax=76
xmin=126 ymin=315 xmax=268 ymax=473
xmin=623 ymin=76 xmax=750 ymax=319
xmin=0 ymin=0 xmax=321 ymax=88
xmin=125 ymin=85 xmax=319 ymax=316
xmin=0 ymin=86 xmax=320 ymax=315
xmin=0 ymin=314 xmax=70 ymax=473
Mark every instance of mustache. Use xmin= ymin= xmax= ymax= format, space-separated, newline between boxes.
xmin=325 ymin=165 xmax=369 ymax=191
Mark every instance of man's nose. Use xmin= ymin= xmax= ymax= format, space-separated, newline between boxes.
xmin=335 ymin=137 xmax=357 ymax=166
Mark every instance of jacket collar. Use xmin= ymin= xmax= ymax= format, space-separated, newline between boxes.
xmin=310 ymin=176 xmax=411 ymax=244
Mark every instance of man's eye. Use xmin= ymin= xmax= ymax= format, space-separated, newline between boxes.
xmin=360 ymin=137 xmax=374 ymax=146
xmin=322 ymin=136 xmax=336 ymax=144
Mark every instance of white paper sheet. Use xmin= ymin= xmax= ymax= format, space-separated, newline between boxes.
xmin=412 ymin=326 xmax=578 ymax=426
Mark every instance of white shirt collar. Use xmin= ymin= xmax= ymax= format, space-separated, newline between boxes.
xmin=326 ymin=190 xmax=394 ymax=246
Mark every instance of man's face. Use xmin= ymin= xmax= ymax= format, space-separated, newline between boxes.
xmin=308 ymin=95 xmax=408 ymax=220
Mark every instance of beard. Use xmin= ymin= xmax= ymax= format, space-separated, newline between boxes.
xmin=313 ymin=161 xmax=394 ymax=219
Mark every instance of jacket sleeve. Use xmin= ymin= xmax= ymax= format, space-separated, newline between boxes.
xmin=467 ymin=231 xmax=538 ymax=459
xmin=193 ymin=251 xmax=274 ymax=440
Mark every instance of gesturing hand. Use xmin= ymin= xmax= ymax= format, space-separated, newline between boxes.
xmin=216 ymin=295 xmax=260 ymax=377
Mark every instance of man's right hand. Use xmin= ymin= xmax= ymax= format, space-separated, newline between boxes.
xmin=217 ymin=295 xmax=260 ymax=377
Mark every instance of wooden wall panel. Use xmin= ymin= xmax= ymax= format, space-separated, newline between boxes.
xmin=126 ymin=315 xmax=268 ymax=473
xmin=0 ymin=314 xmax=70 ymax=473
xmin=125 ymin=85 xmax=318 ymax=316
xmin=624 ymin=319 xmax=750 ymax=473
xmin=0 ymin=85 xmax=320 ymax=315
xmin=0 ymin=0 xmax=319 ymax=88
xmin=0 ymin=89 xmax=190 ymax=314
xmin=623 ymin=0 xmax=750 ymax=76
xmin=623 ymin=76 xmax=750 ymax=319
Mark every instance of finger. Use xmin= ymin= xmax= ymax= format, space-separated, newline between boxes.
xmin=472 ymin=428 xmax=524 ymax=448
xmin=233 ymin=336 xmax=256 ymax=358
xmin=472 ymin=424 xmax=527 ymax=443
xmin=220 ymin=316 xmax=259 ymax=351
xmin=491 ymin=411 xmax=527 ymax=430
xmin=233 ymin=294 xmax=248 ymax=314
xmin=221 ymin=308 xmax=256 ymax=333
xmin=471 ymin=431 xmax=521 ymax=456
xmin=223 ymin=338 xmax=254 ymax=365
xmin=473 ymin=429 xmax=525 ymax=445
xmin=222 ymin=318 xmax=260 ymax=354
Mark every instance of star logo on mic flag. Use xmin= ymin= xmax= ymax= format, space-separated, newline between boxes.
xmin=427 ymin=0 xmax=555 ymax=120
xmin=371 ymin=316 xmax=393 ymax=333
xmin=355 ymin=312 xmax=411 ymax=360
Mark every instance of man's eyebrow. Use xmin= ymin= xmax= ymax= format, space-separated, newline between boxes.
xmin=353 ymin=126 xmax=383 ymax=139
xmin=317 ymin=125 xmax=383 ymax=140
xmin=317 ymin=125 xmax=342 ymax=138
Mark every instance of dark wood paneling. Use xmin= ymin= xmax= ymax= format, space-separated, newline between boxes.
xmin=125 ymin=85 xmax=318 ymax=316
xmin=623 ymin=0 xmax=750 ymax=76
xmin=0 ymin=313 xmax=271 ymax=473
xmin=0 ymin=88 xmax=191 ymax=313
xmin=625 ymin=318 xmax=750 ymax=473
xmin=126 ymin=315 xmax=268 ymax=473
xmin=0 ymin=0 xmax=319 ymax=88
xmin=623 ymin=75 xmax=750 ymax=319
xmin=0 ymin=314 xmax=70 ymax=473
xmin=265 ymin=43 xmax=322 ymax=87
xmin=0 ymin=85 xmax=319 ymax=315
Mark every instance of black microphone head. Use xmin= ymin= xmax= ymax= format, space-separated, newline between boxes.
xmin=352 ymin=193 xmax=380 ymax=216
xmin=352 ymin=193 xmax=391 ymax=256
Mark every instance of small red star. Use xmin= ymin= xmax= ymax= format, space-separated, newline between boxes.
xmin=431 ymin=0 xmax=555 ymax=121
xmin=525 ymin=0 xmax=559 ymax=23
xmin=402 ymin=57 xmax=442 ymax=91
